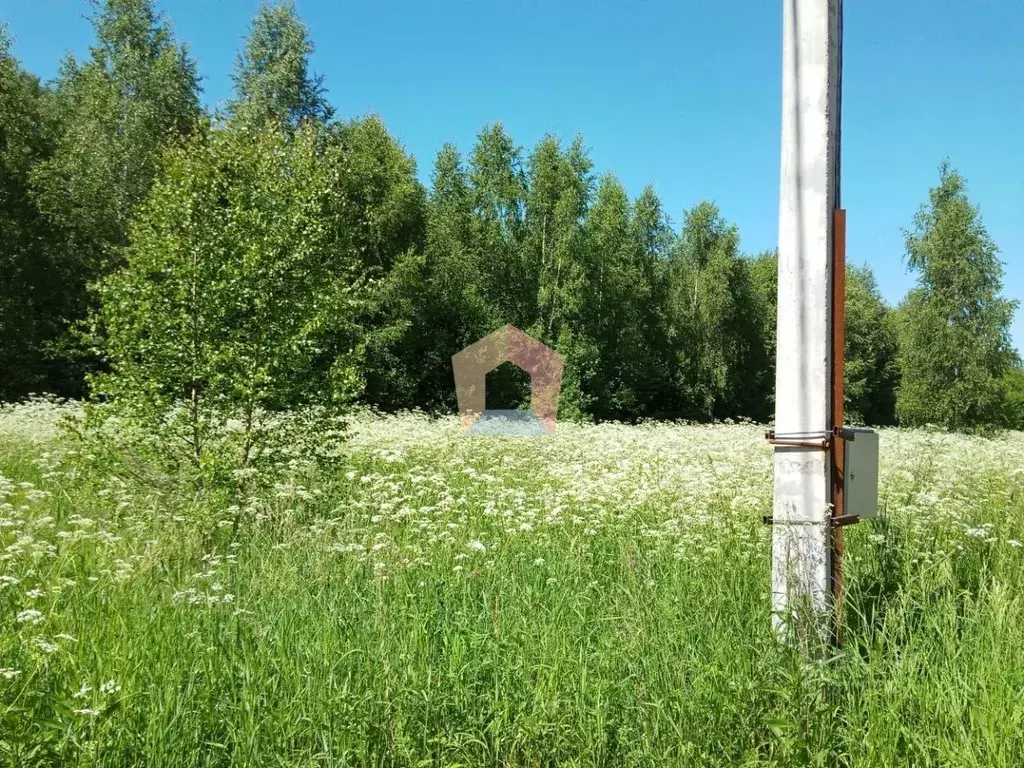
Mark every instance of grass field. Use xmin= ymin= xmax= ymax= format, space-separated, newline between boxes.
xmin=1 ymin=400 xmax=1023 ymax=767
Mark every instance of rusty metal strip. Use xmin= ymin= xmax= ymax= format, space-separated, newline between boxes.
xmin=767 ymin=438 xmax=830 ymax=449
xmin=830 ymin=208 xmax=848 ymax=648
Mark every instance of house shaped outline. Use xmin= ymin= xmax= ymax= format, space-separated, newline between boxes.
xmin=451 ymin=324 xmax=565 ymax=433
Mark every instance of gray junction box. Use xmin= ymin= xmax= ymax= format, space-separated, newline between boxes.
xmin=844 ymin=428 xmax=879 ymax=519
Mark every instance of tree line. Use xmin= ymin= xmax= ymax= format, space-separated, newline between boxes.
xmin=2 ymin=0 xmax=1022 ymax=439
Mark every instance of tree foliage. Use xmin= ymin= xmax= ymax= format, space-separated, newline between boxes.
xmin=91 ymin=123 xmax=363 ymax=483
xmin=895 ymin=163 xmax=1019 ymax=430
xmin=845 ymin=266 xmax=898 ymax=425
xmin=2 ymin=5 xmax=1020 ymax=438
xmin=664 ymin=203 xmax=771 ymax=420
xmin=0 ymin=28 xmax=65 ymax=398
xmin=1002 ymin=366 xmax=1024 ymax=431
xmin=28 ymin=0 xmax=200 ymax=393
xmin=227 ymin=0 xmax=332 ymax=129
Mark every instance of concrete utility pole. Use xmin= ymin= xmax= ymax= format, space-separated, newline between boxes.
xmin=770 ymin=0 xmax=844 ymax=645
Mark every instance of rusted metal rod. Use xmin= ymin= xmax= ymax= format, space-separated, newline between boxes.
xmin=830 ymin=209 xmax=848 ymax=647
xmin=764 ymin=429 xmax=831 ymax=450
xmin=768 ymin=438 xmax=830 ymax=449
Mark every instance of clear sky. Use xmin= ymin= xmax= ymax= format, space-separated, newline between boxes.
xmin=4 ymin=0 xmax=1022 ymax=352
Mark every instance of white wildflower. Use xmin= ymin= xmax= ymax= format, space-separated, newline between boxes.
xmin=73 ymin=683 xmax=93 ymax=699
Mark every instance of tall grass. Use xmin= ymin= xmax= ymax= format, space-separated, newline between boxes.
xmin=1 ymin=401 xmax=1023 ymax=766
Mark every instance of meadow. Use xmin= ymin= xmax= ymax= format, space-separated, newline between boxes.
xmin=1 ymin=399 xmax=1023 ymax=767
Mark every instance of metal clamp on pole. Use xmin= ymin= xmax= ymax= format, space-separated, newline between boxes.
xmin=765 ymin=429 xmax=831 ymax=450
xmin=763 ymin=516 xmax=829 ymax=526
xmin=763 ymin=514 xmax=859 ymax=527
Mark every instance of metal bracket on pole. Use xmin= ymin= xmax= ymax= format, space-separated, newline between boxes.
xmin=764 ymin=430 xmax=831 ymax=450
xmin=763 ymin=514 xmax=860 ymax=527
xmin=763 ymin=427 xmax=856 ymax=450
xmin=831 ymin=426 xmax=857 ymax=441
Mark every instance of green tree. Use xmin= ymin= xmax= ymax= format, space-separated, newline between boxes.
xmin=228 ymin=0 xmax=427 ymax=410
xmin=390 ymin=125 xmax=534 ymax=412
xmin=368 ymin=142 xmax=519 ymax=412
xmin=415 ymin=144 xmax=499 ymax=409
xmin=333 ymin=116 xmax=426 ymax=274
xmin=469 ymin=124 xmax=529 ymax=327
xmin=1001 ymin=365 xmax=1024 ymax=431
xmin=630 ymin=186 xmax=674 ymax=417
xmin=894 ymin=162 xmax=1019 ymax=430
xmin=30 ymin=0 xmax=200 ymax=392
xmin=0 ymin=28 xmax=67 ymax=399
xmin=227 ymin=0 xmax=332 ymax=128
xmin=585 ymin=174 xmax=634 ymax=416
xmin=844 ymin=265 xmax=898 ymax=425
xmin=525 ymin=135 xmax=597 ymax=418
xmin=223 ymin=0 xmax=429 ymax=415
xmin=90 ymin=123 xmax=363 ymax=485
xmin=746 ymin=249 xmax=779 ymax=418
xmin=336 ymin=117 xmax=428 ymax=409
xmin=584 ymin=175 xmax=667 ymax=418
xmin=427 ymin=143 xmax=491 ymax=339
xmin=665 ymin=203 xmax=771 ymax=420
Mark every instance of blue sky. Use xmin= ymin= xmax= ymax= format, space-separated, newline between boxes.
xmin=4 ymin=0 xmax=1022 ymax=352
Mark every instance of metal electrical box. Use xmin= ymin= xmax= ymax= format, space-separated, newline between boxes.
xmin=845 ymin=428 xmax=879 ymax=519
